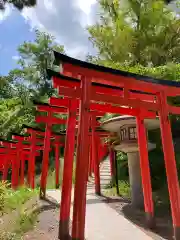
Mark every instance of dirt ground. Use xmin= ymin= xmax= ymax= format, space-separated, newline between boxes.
xmin=23 ymin=198 xmax=60 ymax=240
xmin=21 ymin=195 xmax=173 ymax=240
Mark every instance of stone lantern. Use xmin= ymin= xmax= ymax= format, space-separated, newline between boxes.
xmin=102 ymin=115 xmax=159 ymax=208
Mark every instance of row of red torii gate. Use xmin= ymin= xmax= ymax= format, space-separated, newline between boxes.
xmin=1 ymin=51 xmax=180 ymax=240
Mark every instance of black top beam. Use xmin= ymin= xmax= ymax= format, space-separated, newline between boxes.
xmin=53 ymin=51 xmax=180 ymax=88
xmin=33 ymin=100 xmax=67 ymax=110
xmin=22 ymin=124 xmax=66 ymax=136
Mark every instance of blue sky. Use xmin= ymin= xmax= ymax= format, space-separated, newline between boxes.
xmin=0 ymin=8 xmax=36 ymax=75
xmin=0 ymin=0 xmax=177 ymax=77
xmin=0 ymin=1 xmax=97 ymax=77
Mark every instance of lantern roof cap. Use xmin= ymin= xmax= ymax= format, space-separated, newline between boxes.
xmin=102 ymin=115 xmax=159 ymax=132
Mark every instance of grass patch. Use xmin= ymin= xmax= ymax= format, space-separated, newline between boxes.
xmin=1 ymin=210 xmax=38 ymax=240
xmin=0 ymin=181 xmax=38 ymax=239
xmin=103 ymin=180 xmax=131 ymax=198
xmin=15 ymin=210 xmax=38 ymax=236
xmin=4 ymin=187 xmax=38 ymax=213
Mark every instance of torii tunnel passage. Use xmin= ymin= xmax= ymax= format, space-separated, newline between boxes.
xmin=12 ymin=134 xmax=44 ymax=187
xmin=0 ymin=139 xmax=40 ymax=188
xmin=0 ymin=135 xmax=43 ymax=188
xmin=0 ymin=139 xmax=23 ymax=188
xmin=47 ymin=69 xmax=155 ymax=239
xmin=44 ymin=94 xmax=108 ymax=239
xmin=46 ymin=50 xmax=180 ymax=240
xmin=23 ymin=125 xmax=65 ymax=192
xmin=32 ymin=102 xmax=67 ymax=199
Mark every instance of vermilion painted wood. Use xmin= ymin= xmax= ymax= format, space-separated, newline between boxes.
xmin=20 ymin=155 xmax=25 ymax=186
xmin=24 ymin=127 xmax=64 ymax=189
xmin=55 ymin=84 xmax=159 ymax=113
xmin=0 ymin=139 xmax=41 ymax=187
xmin=53 ymin=136 xmax=63 ymax=189
xmin=91 ymin=115 xmax=101 ymax=195
xmin=71 ymin=76 xmax=91 ymax=240
xmin=36 ymin=115 xmax=67 ymax=125
xmin=3 ymin=142 xmax=19 ymax=189
xmin=21 ymin=151 xmax=40 ymax=187
xmin=37 ymin=105 xmax=67 ymax=114
xmin=91 ymin=89 xmax=158 ymax=112
xmin=14 ymin=140 xmax=23 ymax=188
xmin=88 ymin=135 xmax=92 ymax=177
xmin=59 ymin=99 xmax=77 ymax=239
xmin=62 ymin=63 xmax=180 ymax=97
xmin=40 ymin=111 xmax=52 ymax=199
xmin=28 ymin=131 xmax=37 ymax=189
xmin=2 ymin=155 xmax=9 ymax=181
xmin=53 ymin=75 xmax=155 ymax=102
xmin=25 ymin=128 xmax=63 ymax=138
xmin=49 ymin=56 xmax=180 ymax=240
xmin=168 ymin=105 xmax=180 ymax=115
xmin=12 ymin=135 xmax=44 ymax=189
xmin=136 ymin=116 xmax=154 ymax=227
xmin=0 ymin=142 xmax=17 ymax=188
xmin=51 ymin=95 xmax=156 ymax=119
xmin=158 ymin=91 xmax=180 ymax=237
xmin=58 ymin=87 xmax=81 ymax=99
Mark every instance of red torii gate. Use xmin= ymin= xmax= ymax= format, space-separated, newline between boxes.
xmin=47 ymin=50 xmax=180 ymax=240
xmin=42 ymin=95 xmax=108 ymax=239
xmin=0 ymin=139 xmax=22 ymax=188
xmin=11 ymin=134 xmax=44 ymax=187
xmin=47 ymin=68 xmax=155 ymax=240
xmin=23 ymin=124 xmax=65 ymax=190
xmin=0 ymin=139 xmax=40 ymax=188
xmin=33 ymin=102 xmax=68 ymax=198
xmin=0 ymin=140 xmax=15 ymax=182
xmin=34 ymin=98 xmax=105 ymax=200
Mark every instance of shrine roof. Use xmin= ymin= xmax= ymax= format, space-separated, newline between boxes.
xmin=53 ymin=51 xmax=180 ymax=88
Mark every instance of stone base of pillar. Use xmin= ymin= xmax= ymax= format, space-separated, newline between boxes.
xmin=145 ymin=212 xmax=156 ymax=229
xmin=58 ymin=220 xmax=71 ymax=240
xmin=174 ymin=226 xmax=180 ymax=240
xmin=95 ymin=190 xmax=101 ymax=196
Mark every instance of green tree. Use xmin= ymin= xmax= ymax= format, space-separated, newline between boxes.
xmin=13 ymin=30 xmax=65 ymax=97
xmin=0 ymin=30 xmax=65 ymax=136
xmin=88 ymin=0 xmax=180 ymax=67
xmin=0 ymin=0 xmax=36 ymax=10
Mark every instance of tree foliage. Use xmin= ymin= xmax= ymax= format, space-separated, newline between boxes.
xmin=0 ymin=30 xmax=65 ymax=136
xmin=0 ymin=0 xmax=36 ymax=10
xmin=88 ymin=0 xmax=180 ymax=67
xmin=12 ymin=30 xmax=65 ymax=97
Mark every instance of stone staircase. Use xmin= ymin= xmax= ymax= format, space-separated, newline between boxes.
xmin=87 ymin=157 xmax=111 ymax=192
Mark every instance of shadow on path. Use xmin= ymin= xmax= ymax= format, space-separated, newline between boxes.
xmin=101 ymin=194 xmax=173 ymax=240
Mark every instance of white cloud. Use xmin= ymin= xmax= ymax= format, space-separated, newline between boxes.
xmin=12 ymin=55 xmax=20 ymax=61
xmin=21 ymin=0 xmax=98 ymax=59
xmin=76 ymin=0 xmax=97 ymax=15
xmin=0 ymin=4 xmax=12 ymax=22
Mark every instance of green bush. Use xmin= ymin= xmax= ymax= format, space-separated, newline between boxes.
xmin=0 ymin=181 xmax=10 ymax=214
